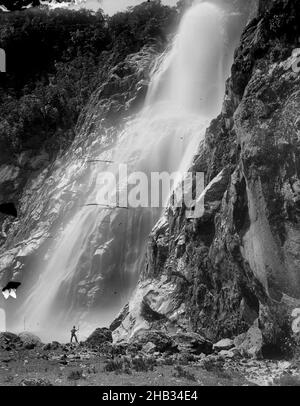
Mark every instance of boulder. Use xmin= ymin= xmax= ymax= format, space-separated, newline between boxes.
xmin=42 ymin=341 xmax=61 ymax=351
xmin=52 ymin=341 xmax=61 ymax=350
xmin=142 ymin=342 xmax=157 ymax=354
xmin=131 ymin=330 xmax=175 ymax=353
xmin=172 ymin=332 xmax=213 ymax=355
xmin=213 ymin=338 xmax=234 ymax=351
xmin=86 ymin=328 xmax=113 ymax=347
xmin=219 ymin=348 xmax=240 ymax=359
xmin=235 ymin=324 xmax=263 ymax=359
xmin=18 ymin=332 xmax=42 ymax=349
xmin=0 ymin=332 xmax=19 ymax=342
xmin=0 ymin=332 xmax=21 ymax=349
xmin=199 ymin=354 xmax=225 ymax=369
xmin=234 ymin=333 xmax=247 ymax=348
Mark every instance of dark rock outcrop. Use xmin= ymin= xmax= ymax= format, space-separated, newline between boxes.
xmin=0 ymin=332 xmax=20 ymax=350
xmin=86 ymin=327 xmax=113 ymax=348
xmin=130 ymin=330 xmax=175 ymax=353
xmin=172 ymin=332 xmax=213 ymax=355
xmin=18 ymin=332 xmax=42 ymax=349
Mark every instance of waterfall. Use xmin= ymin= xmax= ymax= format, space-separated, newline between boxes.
xmin=8 ymin=1 xmax=246 ymax=342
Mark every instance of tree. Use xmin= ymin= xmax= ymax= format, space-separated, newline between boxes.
xmin=0 ymin=1 xmax=177 ymax=158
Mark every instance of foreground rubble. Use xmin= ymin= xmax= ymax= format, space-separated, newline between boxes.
xmin=0 ymin=328 xmax=299 ymax=386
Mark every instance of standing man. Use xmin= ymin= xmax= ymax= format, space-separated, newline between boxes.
xmin=70 ymin=326 xmax=79 ymax=344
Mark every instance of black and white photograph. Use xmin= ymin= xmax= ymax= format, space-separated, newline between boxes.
xmin=0 ymin=0 xmax=300 ymax=392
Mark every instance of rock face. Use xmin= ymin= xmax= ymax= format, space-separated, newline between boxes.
xmin=86 ymin=327 xmax=113 ymax=347
xmin=18 ymin=332 xmax=42 ymax=349
xmin=235 ymin=323 xmax=263 ymax=358
xmin=113 ymin=0 xmax=300 ymax=354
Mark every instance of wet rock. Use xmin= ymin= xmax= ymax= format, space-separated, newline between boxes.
xmin=86 ymin=328 xmax=113 ymax=347
xmin=240 ymin=298 xmax=259 ymax=326
xmin=0 ymin=165 xmax=20 ymax=184
xmin=29 ymin=151 xmax=49 ymax=170
xmin=18 ymin=332 xmax=42 ymax=349
xmin=190 ymin=167 xmax=231 ymax=221
xmin=213 ymin=338 xmax=235 ymax=351
xmin=110 ymin=304 xmax=129 ymax=332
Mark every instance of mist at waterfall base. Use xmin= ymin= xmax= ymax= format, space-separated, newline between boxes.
xmin=6 ymin=1 xmax=247 ymax=342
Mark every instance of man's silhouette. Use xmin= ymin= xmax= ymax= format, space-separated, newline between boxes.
xmin=70 ymin=326 xmax=78 ymax=343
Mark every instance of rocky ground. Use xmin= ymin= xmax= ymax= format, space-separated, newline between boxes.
xmin=0 ymin=328 xmax=299 ymax=386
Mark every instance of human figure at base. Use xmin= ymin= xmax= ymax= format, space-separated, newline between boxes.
xmin=70 ymin=326 xmax=78 ymax=343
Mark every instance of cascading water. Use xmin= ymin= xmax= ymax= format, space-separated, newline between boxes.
xmin=7 ymin=1 xmax=247 ymax=342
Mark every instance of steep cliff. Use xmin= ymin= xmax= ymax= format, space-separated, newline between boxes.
xmin=113 ymin=0 xmax=300 ymax=355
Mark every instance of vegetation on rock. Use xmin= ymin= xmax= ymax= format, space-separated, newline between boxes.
xmin=0 ymin=2 xmax=178 ymax=162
